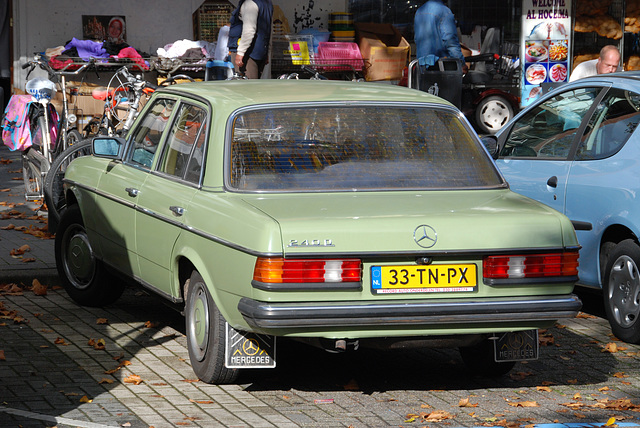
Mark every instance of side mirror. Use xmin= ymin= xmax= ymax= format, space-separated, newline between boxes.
xmin=92 ymin=137 xmax=125 ymax=159
xmin=481 ymin=135 xmax=499 ymax=159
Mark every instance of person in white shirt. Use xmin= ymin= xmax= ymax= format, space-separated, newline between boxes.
xmin=228 ymin=0 xmax=273 ymax=79
xmin=569 ymin=45 xmax=621 ymax=82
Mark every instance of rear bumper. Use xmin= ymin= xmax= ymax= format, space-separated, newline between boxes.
xmin=238 ymin=294 xmax=582 ymax=330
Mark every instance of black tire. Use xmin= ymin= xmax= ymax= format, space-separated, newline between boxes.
xmin=185 ymin=271 xmax=239 ymax=384
xmin=55 ymin=204 xmax=124 ymax=307
xmin=44 ymin=139 xmax=92 ymax=234
xmin=474 ymin=95 xmax=514 ymax=135
xmin=603 ymin=239 xmax=640 ymax=343
xmin=459 ymin=338 xmax=516 ymax=377
xmin=22 ymin=151 xmax=43 ymax=200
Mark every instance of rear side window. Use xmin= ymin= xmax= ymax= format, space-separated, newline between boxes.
xmin=158 ymin=103 xmax=207 ymax=182
xmin=228 ymin=105 xmax=502 ymax=191
xmin=500 ymin=87 xmax=600 ymax=159
xmin=576 ymin=88 xmax=640 ymax=160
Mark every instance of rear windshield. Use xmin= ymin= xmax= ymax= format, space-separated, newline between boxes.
xmin=228 ymin=105 xmax=502 ymax=191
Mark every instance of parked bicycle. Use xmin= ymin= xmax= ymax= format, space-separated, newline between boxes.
xmin=1 ymin=54 xmax=96 ymax=203
xmin=44 ymin=67 xmax=196 ymax=233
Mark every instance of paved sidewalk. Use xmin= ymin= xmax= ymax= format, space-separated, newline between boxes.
xmin=4 ymin=145 xmax=640 ymax=428
xmin=0 ymin=148 xmax=58 ymax=285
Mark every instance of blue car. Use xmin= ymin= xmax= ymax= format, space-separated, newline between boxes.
xmin=487 ymin=72 xmax=640 ymax=343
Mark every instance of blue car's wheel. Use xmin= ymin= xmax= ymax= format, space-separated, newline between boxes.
xmin=185 ymin=271 xmax=239 ymax=384
xmin=603 ymin=239 xmax=640 ymax=343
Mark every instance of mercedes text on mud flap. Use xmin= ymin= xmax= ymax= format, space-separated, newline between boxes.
xmin=55 ymin=80 xmax=581 ymax=384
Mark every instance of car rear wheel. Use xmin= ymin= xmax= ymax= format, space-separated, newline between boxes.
xmin=459 ymin=338 xmax=516 ymax=376
xmin=603 ymin=239 xmax=640 ymax=343
xmin=185 ymin=271 xmax=239 ymax=384
xmin=55 ymin=204 xmax=124 ymax=307
xmin=475 ymin=95 xmax=514 ymax=135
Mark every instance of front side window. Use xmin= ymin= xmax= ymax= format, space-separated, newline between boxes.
xmin=128 ymin=98 xmax=176 ymax=169
xmin=575 ymin=88 xmax=640 ymax=160
xmin=229 ymin=105 xmax=503 ymax=191
xmin=158 ymin=103 xmax=207 ymax=182
xmin=500 ymin=88 xmax=601 ymax=159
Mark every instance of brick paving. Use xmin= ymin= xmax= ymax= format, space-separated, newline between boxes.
xmin=3 ymin=147 xmax=640 ymax=427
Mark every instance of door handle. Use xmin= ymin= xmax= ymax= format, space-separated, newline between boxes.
xmin=125 ymin=187 xmax=139 ymax=197
xmin=546 ymin=176 xmax=558 ymax=188
xmin=170 ymin=206 xmax=184 ymax=216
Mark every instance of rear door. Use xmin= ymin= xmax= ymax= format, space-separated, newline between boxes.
xmin=135 ymin=100 xmax=209 ymax=297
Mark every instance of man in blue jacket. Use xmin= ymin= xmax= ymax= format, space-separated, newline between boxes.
xmin=414 ymin=0 xmax=466 ymax=72
xmin=228 ymin=0 xmax=273 ymax=79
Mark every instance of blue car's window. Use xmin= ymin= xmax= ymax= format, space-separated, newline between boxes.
xmin=228 ymin=106 xmax=503 ymax=191
xmin=500 ymin=88 xmax=600 ymax=159
xmin=158 ymin=103 xmax=207 ymax=183
xmin=128 ymin=98 xmax=176 ymax=169
xmin=576 ymin=88 xmax=640 ymax=160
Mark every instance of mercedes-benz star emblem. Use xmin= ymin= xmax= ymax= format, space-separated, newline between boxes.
xmin=414 ymin=225 xmax=437 ymax=248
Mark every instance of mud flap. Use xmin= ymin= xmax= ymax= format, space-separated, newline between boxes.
xmin=225 ymin=323 xmax=276 ymax=368
xmin=493 ymin=329 xmax=539 ymax=362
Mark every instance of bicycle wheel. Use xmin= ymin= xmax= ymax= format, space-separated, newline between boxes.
xmin=22 ymin=150 xmax=44 ymax=200
xmin=66 ymin=129 xmax=83 ymax=146
xmin=44 ymin=139 xmax=92 ymax=234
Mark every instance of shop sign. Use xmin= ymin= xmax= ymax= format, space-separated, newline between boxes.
xmin=520 ymin=0 xmax=572 ymax=107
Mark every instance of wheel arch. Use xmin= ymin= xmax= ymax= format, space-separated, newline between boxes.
xmin=473 ymin=89 xmax=520 ymax=110
xmin=599 ymin=224 xmax=639 ymax=283
xmin=172 ymin=246 xmax=242 ymax=327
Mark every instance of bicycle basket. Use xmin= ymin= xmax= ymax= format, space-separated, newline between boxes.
xmin=25 ymin=78 xmax=56 ymax=102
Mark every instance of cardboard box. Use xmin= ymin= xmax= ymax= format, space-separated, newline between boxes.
xmin=355 ymin=23 xmax=410 ymax=81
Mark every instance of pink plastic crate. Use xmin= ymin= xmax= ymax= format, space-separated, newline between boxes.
xmin=316 ymin=42 xmax=364 ymax=70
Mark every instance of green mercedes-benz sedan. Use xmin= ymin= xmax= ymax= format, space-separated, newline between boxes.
xmin=55 ymin=79 xmax=581 ymax=384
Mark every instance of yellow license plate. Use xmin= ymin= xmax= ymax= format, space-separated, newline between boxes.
xmin=371 ymin=264 xmax=477 ymax=294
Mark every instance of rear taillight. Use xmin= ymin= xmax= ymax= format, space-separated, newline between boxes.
xmin=483 ymin=252 xmax=579 ymax=279
xmin=253 ymin=258 xmax=362 ymax=283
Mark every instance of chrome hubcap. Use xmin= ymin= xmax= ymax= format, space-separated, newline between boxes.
xmin=609 ymin=255 xmax=640 ymax=327
xmin=63 ymin=225 xmax=95 ymax=289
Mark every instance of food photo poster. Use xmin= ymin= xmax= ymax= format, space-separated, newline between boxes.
xmin=520 ymin=0 xmax=571 ymax=107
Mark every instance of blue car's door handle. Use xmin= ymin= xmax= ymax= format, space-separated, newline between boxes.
xmin=547 ymin=176 xmax=558 ymax=188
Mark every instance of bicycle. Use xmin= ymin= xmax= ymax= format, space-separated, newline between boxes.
xmin=84 ymin=66 xmax=197 ymax=137
xmin=12 ymin=54 xmax=96 ymax=202
xmin=44 ymin=67 xmax=196 ymax=233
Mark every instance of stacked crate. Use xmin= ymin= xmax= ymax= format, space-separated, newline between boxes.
xmin=193 ymin=0 xmax=235 ymax=42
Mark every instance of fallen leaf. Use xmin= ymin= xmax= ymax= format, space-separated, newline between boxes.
xmin=0 ymin=350 xmax=5 ymax=361
xmin=567 ymin=379 xmax=578 ymax=384
xmin=613 ymin=372 xmax=628 ymax=378
xmin=425 ymin=410 xmax=453 ymax=421
xmin=144 ymin=320 xmax=159 ymax=328
xmin=96 ymin=318 xmax=108 ymax=325
xmin=21 ymin=257 xmax=36 ymax=263
xmin=313 ymin=399 xmax=334 ymax=404
xmin=574 ymin=393 xmax=582 ymax=400
xmin=31 ymin=279 xmax=47 ymax=296
xmin=54 ymin=337 xmax=69 ymax=346
xmin=537 ymin=386 xmax=552 ymax=392
xmin=600 ymin=386 xmax=611 ymax=392
xmin=607 ymin=417 xmax=617 ymax=426
xmin=508 ymin=401 xmax=539 ymax=407
xmin=458 ymin=397 xmax=478 ymax=407
xmin=123 ymin=374 xmax=143 ymax=385
xmin=604 ymin=342 xmax=619 ymax=353
xmin=79 ymin=395 xmax=92 ymax=403
xmin=99 ymin=378 xmax=114 ymax=384
xmin=343 ymin=379 xmax=359 ymax=390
